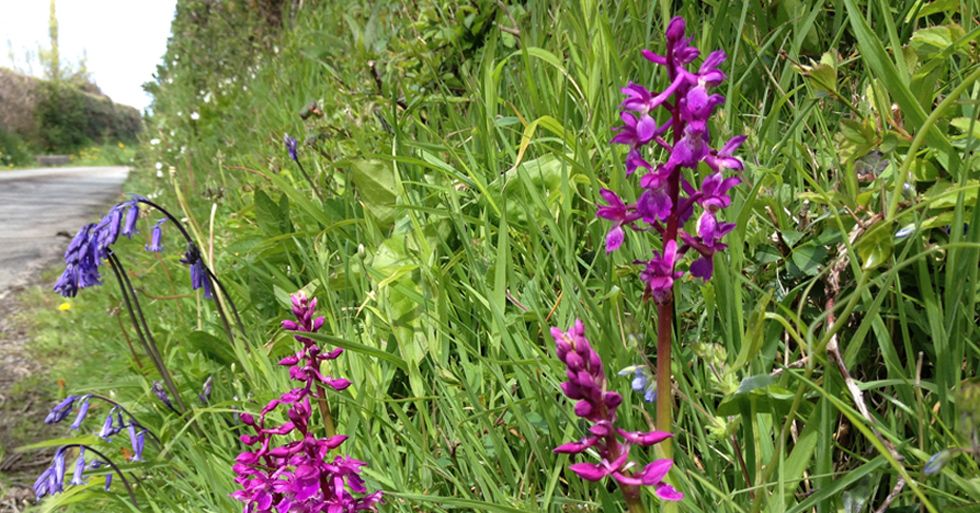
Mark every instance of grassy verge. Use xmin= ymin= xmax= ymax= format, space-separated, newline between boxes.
xmin=16 ymin=1 xmax=979 ymax=512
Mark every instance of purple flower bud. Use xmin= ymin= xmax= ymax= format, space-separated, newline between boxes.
xmin=151 ymin=381 xmax=175 ymax=411
xmin=284 ymin=134 xmax=299 ymax=161
xmin=665 ymin=17 xmax=686 ymax=42
xmin=199 ymin=376 xmax=213 ymax=404
xmin=45 ymin=396 xmax=77 ymax=424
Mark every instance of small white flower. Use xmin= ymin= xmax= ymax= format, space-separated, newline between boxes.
xmin=190 ymin=111 xmax=200 ymax=121
xmin=156 ymin=169 xmax=164 ymax=178
xmin=150 ymin=138 xmax=160 ymax=146
xmin=155 ymin=162 xmax=163 ymax=171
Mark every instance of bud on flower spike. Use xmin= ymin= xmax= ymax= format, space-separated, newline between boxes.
xmin=551 ymin=321 xmax=682 ymax=503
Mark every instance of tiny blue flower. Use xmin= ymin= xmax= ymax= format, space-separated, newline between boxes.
xmin=618 ymin=365 xmax=657 ymax=403
xmin=924 ymin=449 xmax=953 ymax=476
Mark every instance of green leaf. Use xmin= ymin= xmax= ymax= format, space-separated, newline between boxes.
xmin=795 ymin=51 xmax=838 ymax=97
xmin=352 ymin=159 xmax=399 ymax=226
xmin=790 ymin=243 xmax=827 ymax=276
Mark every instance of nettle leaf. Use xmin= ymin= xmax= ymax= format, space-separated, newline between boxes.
xmin=352 ymin=159 xmax=399 ymax=226
xmin=795 ymin=51 xmax=838 ymax=97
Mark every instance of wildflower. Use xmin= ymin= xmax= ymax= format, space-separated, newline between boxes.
xmin=57 ymin=302 xmax=72 ymax=311
xmin=552 ymin=321 xmax=681 ymax=502
xmin=152 ymin=381 xmax=176 ymax=412
xmin=68 ymin=395 xmax=92 ymax=430
xmin=599 ymin=16 xmax=743 ymax=302
xmin=70 ymin=448 xmax=86 ymax=486
xmin=640 ymin=241 xmax=683 ymax=302
xmin=45 ymin=396 xmax=77 ymax=424
xmin=596 ymin=189 xmax=640 ymax=253
xmin=146 ymin=218 xmax=166 ymax=252
xmin=180 ymin=246 xmax=213 ymax=299
xmin=619 ymin=365 xmax=656 ymax=403
xmin=199 ymin=376 xmax=213 ymax=404
xmin=284 ymin=134 xmax=299 ymax=162
xmin=924 ymin=449 xmax=953 ymax=476
xmin=232 ymin=292 xmax=382 ymax=512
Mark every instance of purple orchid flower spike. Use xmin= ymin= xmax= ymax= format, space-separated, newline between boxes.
xmin=232 ymin=292 xmax=382 ymax=512
xmin=551 ymin=321 xmax=682 ymax=506
xmin=595 ymin=15 xmax=745 ymax=476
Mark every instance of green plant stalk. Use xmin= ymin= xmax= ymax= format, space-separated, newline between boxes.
xmin=656 ymin=301 xmax=673 ymax=458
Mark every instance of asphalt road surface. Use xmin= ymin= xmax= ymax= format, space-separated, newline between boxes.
xmin=0 ymin=166 xmax=129 ymax=295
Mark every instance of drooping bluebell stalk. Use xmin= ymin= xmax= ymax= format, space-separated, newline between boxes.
xmin=598 ymin=17 xmax=744 ymax=446
xmin=44 ymin=393 xmax=161 ymax=448
xmin=54 ymin=194 xmax=245 ymax=341
xmin=33 ymin=444 xmax=138 ymax=506
xmin=106 ymin=250 xmax=187 ymax=412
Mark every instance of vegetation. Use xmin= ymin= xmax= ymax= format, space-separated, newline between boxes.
xmin=9 ymin=0 xmax=978 ymax=512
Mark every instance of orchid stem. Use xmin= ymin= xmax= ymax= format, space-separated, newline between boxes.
xmin=655 ymin=301 xmax=674 ymax=459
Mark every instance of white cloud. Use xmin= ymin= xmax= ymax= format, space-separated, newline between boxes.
xmin=0 ymin=0 xmax=177 ymax=111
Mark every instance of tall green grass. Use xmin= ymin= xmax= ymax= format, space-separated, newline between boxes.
xmin=23 ymin=0 xmax=978 ymax=512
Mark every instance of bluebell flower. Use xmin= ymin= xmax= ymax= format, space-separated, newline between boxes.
xmin=199 ymin=376 xmax=213 ymax=404
xmin=32 ymin=467 xmax=53 ymax=499
xmin=146 ymin=218 xmax=167 ymax=252
xmin=44 ymin=396 xmax=78 ymax=424
xmin=126 ymin=423 xmax=146 ymax=462
xmin=121 ymin=201 xmax=140 ymax=238
xmin=618 ymin=365 xmax=657 ymax=403
xmin=52 ymin=448 xmax=67 ymax=492
xmin=94 ymin=205 xmax=124 ymax=258
xmin=99 ymin=407 xmax=118 ymax=440
xmin=284 ymin=134 xmax=299 ymax=161
xmin=924 ymin=449 xmax=953 ymax=476
xmin=104 ymin=473 xmax=113 ymax=491
xmin=69 ymin=395 xmax=92 ymax=430
xmin=54 ymin=225 xmax=101 ymax=297
xmin=180 ymin=247 xmax=213 ymax=299
xmin=152 ymin=381 xmax=176 ymax=411
xmin=70 ymin=448 xmax=86 ymax=486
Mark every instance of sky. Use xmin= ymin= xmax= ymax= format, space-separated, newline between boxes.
xmin=0 ymin=0 xmax=177 ymax=111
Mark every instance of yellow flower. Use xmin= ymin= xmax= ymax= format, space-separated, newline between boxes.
xmin=118 ymin=142 xmax=126 ymax=149
xmin=57 ymin=302 xmax=72 ymax=311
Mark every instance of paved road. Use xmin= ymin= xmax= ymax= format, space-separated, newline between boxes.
xmin=0 ymin=166 xmax=129 ymax=295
